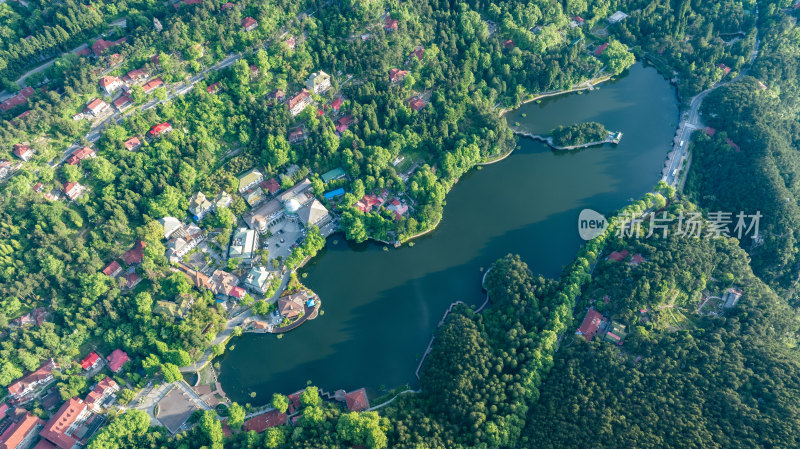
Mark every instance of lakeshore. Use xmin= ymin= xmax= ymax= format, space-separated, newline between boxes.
xmin=512 ymin=129 xmax=623 ymax=151
xmin=218 ymin=63 xmax=679 ymax=405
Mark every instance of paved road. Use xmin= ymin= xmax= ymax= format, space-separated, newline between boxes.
xmin=179 ymin=269 xmax=292 ymax=373
xmin=663 ymin=5 xmax=760 ymax=186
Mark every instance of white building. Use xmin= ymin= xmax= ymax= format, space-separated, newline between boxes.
xmin=189 ymin=192 xmax=213 ymax=221
xmin=229 ymin=227 xmax=259 ymax=262
xmin=244 ymin=266 xmax=274 ymax=294
xmin=305 ymin=71 xmax=331 ymax=95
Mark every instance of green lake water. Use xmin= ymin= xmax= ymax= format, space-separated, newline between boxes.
xmin=218 ymin=63 xmax=678 ymax=404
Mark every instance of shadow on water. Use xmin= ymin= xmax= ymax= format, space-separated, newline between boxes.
xmin=218 ymin=63 xmax=679 ymax=405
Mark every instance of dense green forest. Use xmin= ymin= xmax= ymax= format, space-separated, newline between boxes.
xmin=686 ymin=0 xmax=800 ymax=301
xmin=523 ymin=198 xmax=800 ymax=448
xmin=550 ymin=121 xmax=608 ymax=146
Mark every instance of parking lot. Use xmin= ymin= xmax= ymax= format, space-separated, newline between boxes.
xmin=263 ymin=218 xmax=305 ymax=265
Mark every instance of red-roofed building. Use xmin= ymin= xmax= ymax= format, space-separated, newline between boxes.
xmin=703 ymin=127 xmax=716 ymax=137
xmin=260 ymin=178 xmax=281 ymax=195
xmin=79 ymin=353 xmax=100 ymax=371
xmin=725 ymin=137 xmax=741 ymax=152
xmin=92 ymin=39 xmax=120 ymax=57
xmin=124 ymin=272 xmax=141 ymax=289
xmin=106 ymin=52 xmax=124 ymax=67
xmin=718 ymin=63 xmax=731 ymax=75
xmin=84 ymin=98 xmax=109 ymax=116
xmin=221 ymin=2 xmax=234 ymax=10
xmin=384 ymin=16 xmax=398 ymax=31
xmin=0 ymin=161 xmax=11 ymax=179
xmin=75 ymin=47 xmax=92 ymax=58
xmin=356 ymin=194 xmax=382 ymax=213
xmin=113 ymin=93 xmax=133 ymax=111
xmin=8 ymin=360 xmax=57 ymax=399
xmin=206 ymin=82 xmax=221 ymax=94
xmin=65 ymin=147 xmax=95 ymax=166
xmin=335 ymin=115 xmax=353 ymax=133
xmin=123 ymin=241 xmax=146 ymax=265
xmin=594 ymin=42 xmax=609 ymax=57
xmin=576 ymin=308 xmax=603 ymax=341
xmin=98 ymin=76 xmax=124 ymax=95
xmin=101 ymin=261 xmax=122 ymax=278
xmin=287 ymin=391 xmax=302 ymax=414
xmin=389 ymin=68 xmax=408 ymax=83
xmin=607 ymin=250 xmax=628 ymax=262
xmin=242 ymin=17 xmax=258 ymax=31
xmin=84 ymin=377 xmax=119 ymax=412
xmin=504 ymin=39 xmax=515 ymax=49
xmin=148 ymin=122 xmax=172 ymax=137
xmin=330 ymin=97 xmax=343 ymax=112
xmin=288 ymin=89 xmax=312 ymax=117
xmin=386 ymin=198 xmax=408 ymax=220
xmin=122 ymin=68 xmax=148 ymax=85
xmin=124 ymin=137 xmax=141 ymax=151
xmin=106 ymin=349 xmax=129 ymax=373
xmin=0 ymin=412 xmax=42 ymax=449
xmin=410 ymin=46 xmax=424 ymax=61
xmin=11 ymin=110 xmax=32 ymax=126
xmin=0 ymin=403 xmax=7 ymax=420
xmin=344 ymin=388 xmax=369 ymax=412
xmin=407 ymin=97 xmax=426 ymax=111
xmin=288 ymin=128 xmax=306 ymax=144
xmin=242 ymin=410 xmax=287 ymax=433
xmin=39 ymin=398 xmax=90 ymax=449
xmin=142 ymin=77 xmax=163 ymax=93
xmin=13 ymin=144 xmax=33 ymax=161
xmin=0 ymin=87 xmax=34 ymax=112
xmin=630 ymin=253 xmax=645 ymax=267
xmin=63 ymin=182 xmax=84 ymax=201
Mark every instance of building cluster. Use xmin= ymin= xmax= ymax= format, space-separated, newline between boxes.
xmin=0 ymin=347 xmax=127 ymax=449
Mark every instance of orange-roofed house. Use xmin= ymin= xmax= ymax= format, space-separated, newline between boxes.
xmin=124 ymin=137 xmax=142 ymax=151
xmin=106 ymin=349 xmax=129 ymax=373
xmin=65 ymin=147 xmax=95 ymax=165
xmin=594 ymin=42 xmax=609 ymax=57
xmin=113 ymin=93 xmax=133 ymax=111
xmin=84 ymin=98 xmax=109 ymax=116
xmin=607 ymin=250 xmax=628 ymax=262
xmin=84 ymin=377 xmax=119 ymax=412
xmin=8 ymin=359 xmax=58 ymax=400
xmin=101 ymin=261 xmax=123 ymax=278
xmin=288 ymin=89 xmax=312 ymax=117
xmin=63 ymin=182 xmax=84 ymax=201
xmin=287 ymin=391 xmax=302 ymax=413
xmin=389 ymin=68 xmax=408 ymax=83
xmin=142 ymin=78 xmax=163 ymax=93
xmin=79 ymin=352 xmax=100 ymax=371
xmin=242 ymin=410 xmax=287 ymax=433
xmin=576 ymin=308 xmax=603 ymax=342
xmin=260 ymin=178 xmax=281 ymax=195
xmin=384 ymin=16 xmax=398 ymax=31
xmin=344 ymin=388 xmax=370 ymax=412
xmin=123 ymin=241 xmax=146 ymax=265
xmin=39 ymin=398 xmax=90 ymax=449
xmin=407 ymin=97 xmax=426 ymax=111
xmin=13 ymin=144 xmax=33 ymax=161
xmin=98 ymin=76 xmax=124 ymax=95
xmin=0 ymin=412 xmax=43 ymax=449
xmin=148 ymin=122 xmax=172 ymax=137
xmin=242 ymin=17 xmax=258 ymax=31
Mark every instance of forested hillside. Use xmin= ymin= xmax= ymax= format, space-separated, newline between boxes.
xmin=686 ymin=3 xmax=800 ymax=299
xmin=523 ymin=199 xmax=800 ymax=448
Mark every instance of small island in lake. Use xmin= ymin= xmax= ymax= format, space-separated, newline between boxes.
xmin=551 ymin=122 xmax=621 ymax=148
xmin=511 ymin=121 xmax=623 ymax=151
